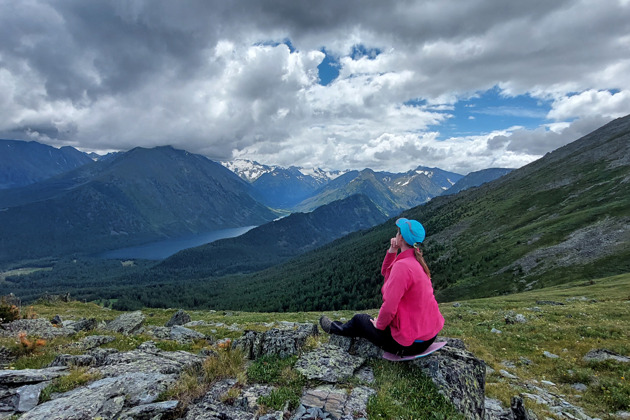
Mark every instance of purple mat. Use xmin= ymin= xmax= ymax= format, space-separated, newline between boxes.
xmin=382 ymin=341 xmax=447 ymax=361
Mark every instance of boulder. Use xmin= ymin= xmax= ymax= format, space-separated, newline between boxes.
xmin=295 ymin=343 xmax=365 ymax=383
xmin=71 ymin=335 xmax=116 ymax=351
xmin=19 ymin=372 xmax=176 ymax=420
xmin=412 ymin=344 xmax=486 ymax=420
xmin=118 ymin=399 xmax=179 ymax=419
xmin=93 ymin=341 xmax=204 ymax=377
xmin=583 ymin=348 xmax=630 ymax=363
xmin=0 ymin=319 xmax=76 ymax=339
xmin=233 ymin=323 xmax=318 ymax=360
xmin=63 ymin=318 xmax=98 ymax=333
xmin=103 ymin=311 xmax=145 ymax=335
xmin=0 ymin=367 xmax=68 ymax=385
xmin=147 ymin=325 xmax=207 ymax=343
xmin=329 ymin=334 xmax=485 ymax=420
xmin=165 ymin=309 xmax=191 ymax=327
xmin=0 ymin=367 xmax=69 ymax=415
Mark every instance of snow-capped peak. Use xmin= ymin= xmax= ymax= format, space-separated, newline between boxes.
xmin=220 ymin=159 xmax=275 ymax=182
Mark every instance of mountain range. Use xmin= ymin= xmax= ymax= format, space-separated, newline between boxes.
xmin=1 ymin=141 xmax=506 ymax=266
xmin=0 ymin=146 xmax=277 ymax=263
xmin=0 ymin=139 xmax=93 ymax=189
xmin=92 ymin=113 xmax=629 ymax=312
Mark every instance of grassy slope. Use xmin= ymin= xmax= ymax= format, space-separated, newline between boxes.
xmin=181 ymin=114 xmax=630 ymax=311
xmin=5 ymin=272 xmax=628 ymax=418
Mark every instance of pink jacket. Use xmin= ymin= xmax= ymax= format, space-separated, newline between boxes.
xmin=376 ymin=248 xmax=445 ymax=346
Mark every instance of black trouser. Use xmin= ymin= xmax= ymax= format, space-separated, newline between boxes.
xmin=329 ymin=313 xmax=436 ymax=356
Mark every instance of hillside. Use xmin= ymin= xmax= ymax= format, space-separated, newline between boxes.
xmin=0 ymin=146 xmax=277 ymax=263
xmin=0 ymin=139 xmax=92 ymax=189
xmin=91 ymin=114 xmax=630 ymax=312
xmin=442 ymin=168 xmax=513 ymax=196
xmin=156 ymin=194 xmax=388 ymax=278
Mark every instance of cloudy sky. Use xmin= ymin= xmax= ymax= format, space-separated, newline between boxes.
xmin=1 ymin=0 xmax=630 ymax=174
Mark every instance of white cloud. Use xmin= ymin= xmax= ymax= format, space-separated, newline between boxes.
xmin=548 ymin=90 xmax=630 ymax=120
xmin=0 ymin=0 xmax=629 ymax=173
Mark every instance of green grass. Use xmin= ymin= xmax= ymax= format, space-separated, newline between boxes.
xmin=366 ymin=359 xmax=464 ymax=419
xmin=39 ymin=367 xmax=102 ymax=402
xmin=440 ymin=273 xmax=630 ymax=419
xmin=4 ymin=272 xmax=628 ymax=418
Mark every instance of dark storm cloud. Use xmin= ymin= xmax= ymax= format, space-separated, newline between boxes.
xmin=1 ymin=0 xmax=629 ymax=173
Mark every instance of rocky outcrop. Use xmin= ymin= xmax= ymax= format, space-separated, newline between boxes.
xmin=20 ymin=372 xmax=178 ymax=420
xmin=165 ymin=309 xmax=192 ymax=327
xmin=413 ymin=344 xmax=486 ymax=420
xmin=295 ymin=343 xmax=365 ymax=382
xmin=0 ymin=367 xmax=69 ymax=415
xmin=147 ymin=325 xmax=208 ymax=343
xmin=330 ymin=334 xmax=486 ymax=420
xmin=0 ymin=314 xmax=495 ymax=420
xmin=233 ymin=322 xmax=318 ymax=359
xmin=0 ymin=318 xmax=77 ymax=339
xmin=103 ymin=311 xmax=145 ymax=335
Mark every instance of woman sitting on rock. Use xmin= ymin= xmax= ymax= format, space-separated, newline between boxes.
xmin=319 ymin=218 xmax=444 ymax=356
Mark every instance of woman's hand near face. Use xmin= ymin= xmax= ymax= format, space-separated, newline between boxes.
xmin=388 ymin=237 xmax=399 ymax=253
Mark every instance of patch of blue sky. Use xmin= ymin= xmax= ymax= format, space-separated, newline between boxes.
xmin=409 ymin=86 xmax=553 ymax=139
xmin=317 ymin=44 xmax=382 ymax=86
xmin=317 ymin=49 xmax=340 ymax=86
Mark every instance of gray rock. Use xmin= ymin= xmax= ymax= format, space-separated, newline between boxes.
xmin=15 ymin=382 xmax=50 ymax=412
xmin=72 ymin=335 xmax=116 ymax=351
xmin=19 ymin=372 xmax=176 ymax=420
xmin=572 ymin=383 xmax=587 ymax=391
xmin=0 ymin=367 xmax=68 ymax=385
xmin=491 ymin=328 xmax=502 ymax=334
xmin=354 ymin=366 xmax=375 ymax=384
xmin=505 ymin=311 xmax=527 ymax=324
xmin=453 ymin=302 xmax=462 ymax=307
xmin=148 ymin=325 xmax=206 ymax=343
xmin=118 ymin=400 xmax=179 ymax=419
xmin=499 ymin=370 xmax=518 ymax=380
xmin=88 ymin=348 xmax=120 ymax=366
xmin=583 ymin=348 xmax=630 ymax=363
xmin=329 ymin=335 xmax=384 ymax=359
xmin=65 ymin=318 xmax=98 ymax=333
xmin=165 ymin=309 xmax=191 ymax=327
xmin=170 ymin=325 xmax=206 ymax=343
xmin=299 ymin=384 xmax=375 ymax=420
xmin=510 ymin=396 xmax=530 ymax=420
xmin=295 ymin=343 xmax=365 ymax=383
xmin=50 ymin=315 xmax=62 ymax=325
xmin=521 ymin=382 xmax=594 ymax=420
xmin=543 ymin=351 xmax=560 ymax=359
xmin=104 ymin=311 xmax=145 ymax=335
xmin=183 ymin=378 xmax=272 ymax=420
xmin=93 ymin=341 xmax=204 ymax=377
xmin=413 ymin=345 xmax=487 ymax=420
xmin=0 ymin=319 xmax=76 ymax=339
xmin=484 ymin=397 xmax=512 ymax=420
xmin=48 ymin=354 xmax=96 ymax=368
xmin=233 ymin=323 xmax=317 ymax=360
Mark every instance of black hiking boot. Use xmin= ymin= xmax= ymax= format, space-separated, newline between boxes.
xmin=319 ymin=315 xmax=332 ymax=334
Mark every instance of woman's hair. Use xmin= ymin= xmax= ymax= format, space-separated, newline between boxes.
xmin=413 ymin=244 xmax=431 ymax=278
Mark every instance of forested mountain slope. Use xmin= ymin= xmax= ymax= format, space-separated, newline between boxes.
xmin=136 ymin=114 xmax=629 ymax=311
xmin=0 ymin=146 xmax=276 ymax=263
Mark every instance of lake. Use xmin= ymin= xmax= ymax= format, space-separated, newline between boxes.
xmin=98 ymin=225 xmax=256 ymax=260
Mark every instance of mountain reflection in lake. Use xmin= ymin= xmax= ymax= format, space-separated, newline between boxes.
xmin=98 ymin=226 xmax=256 ymax=260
